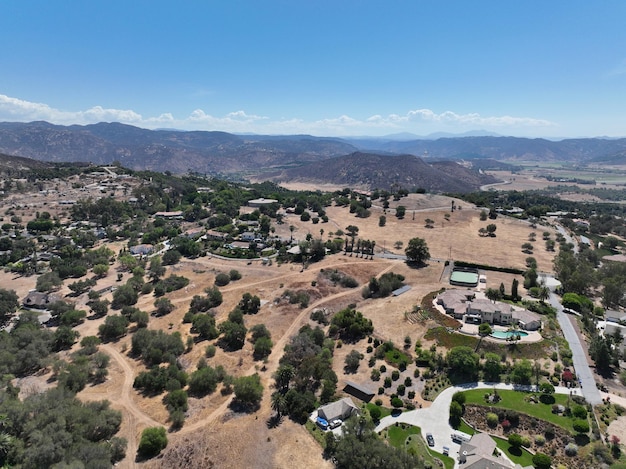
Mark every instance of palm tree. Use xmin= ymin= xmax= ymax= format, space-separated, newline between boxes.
xmin=289 ymin=225 xmax=296 ymax=244
xmin=275 ymin=365 xmax=294 ymax=393
xmin=271 ymin=391 xmax=287 ymax=418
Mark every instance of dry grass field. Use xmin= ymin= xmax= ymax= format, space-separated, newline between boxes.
xmin=0 ymin=191 xmax=560 ymax=468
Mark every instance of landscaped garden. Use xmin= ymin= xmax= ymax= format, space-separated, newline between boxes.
xmin=461 ymin=388 xmax=581 ymax=432
xmin=456 ymin=388 xmax=626 ymax=469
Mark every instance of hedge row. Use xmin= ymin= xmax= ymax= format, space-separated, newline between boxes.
xmin=454 ymin=261 xmax=524 ymax=275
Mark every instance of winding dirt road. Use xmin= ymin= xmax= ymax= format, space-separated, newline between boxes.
xmin=101 ymin=257 xmax=397 ymax=467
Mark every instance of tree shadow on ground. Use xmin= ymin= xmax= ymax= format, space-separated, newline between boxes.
xmin=508 ymin=446 xmax=522 ymax=457
xmin=266 ymin=415 xmax=282 ymax=429
xmin=574 ymin=434 xmax=590 ymax=446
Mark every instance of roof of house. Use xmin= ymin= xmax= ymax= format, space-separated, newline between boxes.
xmin=460 ymin=433 xmax=530 ymax=469
xmin=206 ymin=229 xmax=227 ymax=239
xmin=468 ymin=299 xmax=513 ymax=315
xmin=513 ymin=308 xmax=542 ymax=325
xmin=437 ymin=289 xmax=474 ymax=306
xmin=183 ymin=228 xmax=204 ymax=238
xmin=317 ymin=397 xmax=359 ymax=422
xmin=286 ymin=245 xmax=301 ymax=255
xmin=154 ymin=211 xmax=183 ymax=217
xmin=392 ymin=285 xmax=411 ymax=296
xmin=23 ymin=291 xmax=62 ymax=309
xmin=248 ymin=197 xmax=278 ymax=205
xmin=343 ymin=381 xmax=375 ymax=402
xmin=130 ymin=244 xmax=154 ymax=255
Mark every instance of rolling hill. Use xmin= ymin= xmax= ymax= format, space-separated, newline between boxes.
xmin=263 ymin=152 xmax=498 ymax=192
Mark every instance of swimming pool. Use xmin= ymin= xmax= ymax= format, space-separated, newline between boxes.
xmin=490 ymin=330 xmax=529 ymax=340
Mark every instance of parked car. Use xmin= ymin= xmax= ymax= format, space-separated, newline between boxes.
xmin=316 ymin=417 xmax=329 ymax=430
xmin=426 ymin=433 xmax=435 ymax=447
xmin=329 ymin=419 xmax=342 ymax=429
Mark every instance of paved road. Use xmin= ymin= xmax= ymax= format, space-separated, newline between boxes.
xmin=544 ymin=275 xmax=602 ymax=405
xmin=374 ymin=382 xmax=575 ymax=468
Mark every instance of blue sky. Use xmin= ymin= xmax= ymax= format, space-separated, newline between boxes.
xmin=1 ymin=1 xmax=625 ymax=138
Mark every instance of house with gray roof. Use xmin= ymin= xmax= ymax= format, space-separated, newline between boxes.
xmin=437 ymin=290 xmax=541 ymax=331
xmin=23 ymin=291 xmax=62 ymax=309
xmin=317 ymin=397 xmax=359 ymax=423
xmin=458 ymin=432 xmax=532 ymax=468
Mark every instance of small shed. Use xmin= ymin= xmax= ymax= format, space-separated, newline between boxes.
xmin=392 ymin=285 xmax=411 ymax=296
xmin=343 ymin=381 xmax=375 ymax=402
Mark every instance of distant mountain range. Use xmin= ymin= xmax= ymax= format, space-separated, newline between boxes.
xmin=1 ymin=121 xmax=626 ymax=192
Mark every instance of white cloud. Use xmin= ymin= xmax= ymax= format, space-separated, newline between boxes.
xmin=0 ymin=93 xmax=556 ymax=137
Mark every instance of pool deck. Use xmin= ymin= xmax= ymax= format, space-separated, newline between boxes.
xmin=461 ymin=323 xmax=542 ymax=343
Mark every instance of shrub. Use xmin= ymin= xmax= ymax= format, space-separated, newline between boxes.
xmin=508 ymin=433 xmax=522 ymax=449
xmin=572 ymin=405 xmax=587 ymax=419
xmin=532 ymin=453 xmax=552 ymax=469
xmin=391 ymin=397 xmax=403 ymax=408
xmin=229 ymin=269 xmax=242 ymax=280
xmin=369 ymin=406 xmax=382 ymax=421
xmin=215 ymin=273 xmax=230 ymax=286
xmin=486 ymin=412 xmax=499 ymax=428
xmin=564 ymin=443 xmax=578 ymax=456
xmin=138 ymin=426 xmax=168 ymax=458
xmin=452 ymin=391 xmax=466 ymax=405
xmin=391 ymin=370 xmax=400 ymax=381
xmin=573 ymin=419 xmax=590 ymax=434
xmin=534 ymin=435 xmax=546 ymax=446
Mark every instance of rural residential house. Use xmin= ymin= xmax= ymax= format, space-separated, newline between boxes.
xmin=317 ymin=397 xmax=359 ymax=423
xmin=458 ymin=433 xmax=532 ymax=469
xmin=437 ymin=289 xmax=542 ymax=331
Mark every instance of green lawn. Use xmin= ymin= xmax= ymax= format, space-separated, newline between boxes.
xmin=462 ymin=388 xmax=576 ymax=432
xmin=365 ymin=402 xmax=393 ymax=419
xmin=382 ymin=423 xmax=452 ymax=469
xmin=458 ymin=419 xmax=477 ymax=436
xmin=387 ymin=424 xmax=421 ymax=447
xmin=493 ymin=436 xmax=535 ymax=467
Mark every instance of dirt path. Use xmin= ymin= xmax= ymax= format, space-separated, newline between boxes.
xmin=172 ymin=259 xmax=396 ymax=435
xmin=103 ymin=258 xmax=396 ymax=468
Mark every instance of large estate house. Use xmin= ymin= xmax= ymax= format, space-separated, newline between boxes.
xmin=437 ymin=289 xmax=542 ymax=331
